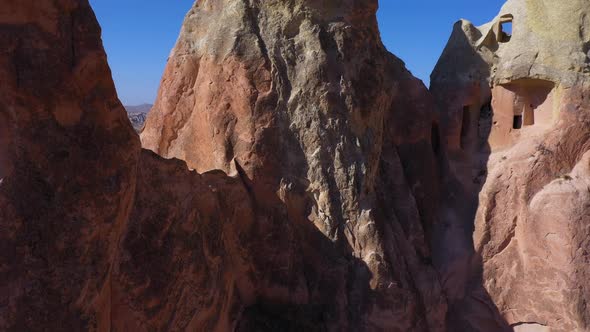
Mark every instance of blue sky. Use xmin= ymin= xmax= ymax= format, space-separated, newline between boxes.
xmin=90 ymin=0 xmax=505 ymax=106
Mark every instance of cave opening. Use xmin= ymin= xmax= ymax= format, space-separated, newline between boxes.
xmin=478 ymin=98 xmax=493 ymax=144
xmin=497 ymin=78 xmax=555 ymax=133
xmin=513 ymin=115 xmax=523 ymax=129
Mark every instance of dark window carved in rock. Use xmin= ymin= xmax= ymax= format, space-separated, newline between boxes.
xmin=478 ymin=99 xmax=493 ymax=142
xmin=513 ymin=115 xmax=523 ymax=129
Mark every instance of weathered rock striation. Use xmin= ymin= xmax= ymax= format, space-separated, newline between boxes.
xmin=2 ymin=0 xmax=448 ymax=331
xmin=432 ymin=0 xmax=590 ymax=331
xmin=142 ymin=0 xmax=449 ymax=330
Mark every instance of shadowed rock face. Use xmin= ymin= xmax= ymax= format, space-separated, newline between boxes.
xmin=2 ymin=0 xmax=447 ymax=331
xmin=432 ymin=0 xmax=590 ymax=331
xmin=0 ymin=0 xmax=140 ymax=329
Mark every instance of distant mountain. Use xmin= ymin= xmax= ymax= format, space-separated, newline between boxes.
xmin=124 ymin=104 xmax=152 ymax=132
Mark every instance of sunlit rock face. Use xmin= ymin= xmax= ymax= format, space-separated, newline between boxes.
xmin=432 ymin=0 xmax=590 ymax=330
xmin=142 ymin=0 xmax=449 ymax=330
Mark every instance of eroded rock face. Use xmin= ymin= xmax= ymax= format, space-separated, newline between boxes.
xmin=2 ymin=0 xmax=448 ymax=331
xmin=142 ymin=0 xmax=447 ymax=330
xmin=432 ymin=0 xmax=590 ymax=330
xmin=10 ymin=0 xmax=588 ymax=330
xmin=0 ymin=0 xmax=140 ymax=329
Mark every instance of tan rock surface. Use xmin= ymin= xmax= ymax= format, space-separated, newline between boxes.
xmin=432 ymin=0 xmax=590 ymax=330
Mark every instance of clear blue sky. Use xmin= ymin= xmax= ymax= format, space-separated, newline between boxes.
xmin=89 ymin=0 xmax=505 ymax=106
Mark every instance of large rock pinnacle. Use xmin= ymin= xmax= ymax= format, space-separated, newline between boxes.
xmin=142 ymin=1 xmax=449 ymax=329
xmin=0 ymin=0 xmax=140 ymax=329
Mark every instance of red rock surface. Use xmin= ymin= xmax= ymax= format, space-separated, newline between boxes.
xmin=2 ymin=0 xmax=447 ymax=331
xmin=0 ymin=0 xmax=139 ymax=329
xmin=4 ymin=0 xmax=589 ymax=331
xmin=142 ymin=0 xmax=448 ymax=330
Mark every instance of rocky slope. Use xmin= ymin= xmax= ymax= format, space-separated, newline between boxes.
xmin=431 ymin=0 xmax=590 ymax=330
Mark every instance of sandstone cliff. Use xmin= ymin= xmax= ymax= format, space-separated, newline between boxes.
xmin=432 ymin=0 xmax=590 ymax=331
xmin=0 ymin=0 xmax=140 ymax=329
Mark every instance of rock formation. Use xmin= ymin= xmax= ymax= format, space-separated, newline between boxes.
xmin=141 ymin=0 xmax=450 ymax=330
xmin=0 ymin=0 xmax=140 ymax=329
xmin=431 ymin=0 xmax=590 ymax=330
xmin=3 ymin=0 xmax=589 ymax=330
xmin=2 ymin=0 xmax=447 ymax=331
